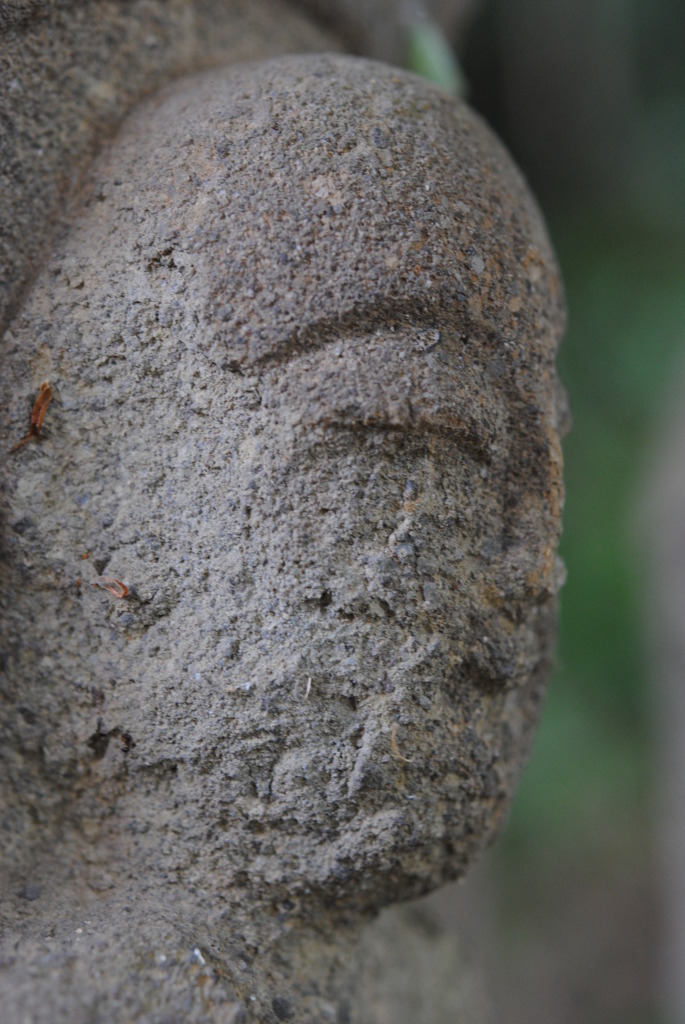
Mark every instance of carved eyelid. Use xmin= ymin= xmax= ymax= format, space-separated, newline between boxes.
xmin=253 ymin=305 xmax=499 ymax=464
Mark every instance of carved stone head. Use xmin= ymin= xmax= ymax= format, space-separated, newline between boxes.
xmin=1 ymin=55 xmax=565 ymax=914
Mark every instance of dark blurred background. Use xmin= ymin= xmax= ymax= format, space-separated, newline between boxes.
xmin=405 ymin=1 xmax=685 ymax=1022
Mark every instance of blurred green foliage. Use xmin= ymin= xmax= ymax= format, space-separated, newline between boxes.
xmin=554 ymin=217 xmax=685 ymax=722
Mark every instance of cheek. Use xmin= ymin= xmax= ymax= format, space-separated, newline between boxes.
xmin=240 ymin=425 xmax=485 ymax=626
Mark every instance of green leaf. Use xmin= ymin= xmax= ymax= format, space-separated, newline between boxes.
xmin=406 ymin=21 xmax=465 ymax=97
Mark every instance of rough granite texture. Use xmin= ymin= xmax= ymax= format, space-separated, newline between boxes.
xmin=0 ymin=7 xmax=566 ymax=1023
xmin=0 ymin=0 xmax=338 ymax=336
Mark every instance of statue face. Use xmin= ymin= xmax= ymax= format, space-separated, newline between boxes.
xmin=0 ymin=56 xmax=564 ymax=910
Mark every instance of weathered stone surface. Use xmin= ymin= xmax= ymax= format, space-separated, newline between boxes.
xmin=0 ymin=887 xmax=487 ymax=1023
xmin=0 ymin=28 xmax=564 ymax=1024
xmin=0 ymin=0 xmax=338 ymax=335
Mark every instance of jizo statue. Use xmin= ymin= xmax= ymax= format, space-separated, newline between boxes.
xmin=0 ymin=4 xmax=566 ymax=1022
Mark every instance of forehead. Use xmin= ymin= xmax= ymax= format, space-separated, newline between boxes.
xmin=83 ymin=55 xmax=562 ymax=373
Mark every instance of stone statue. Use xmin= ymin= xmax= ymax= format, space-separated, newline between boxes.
xmin=0 ymin=4 xmax=566 ymax=1021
